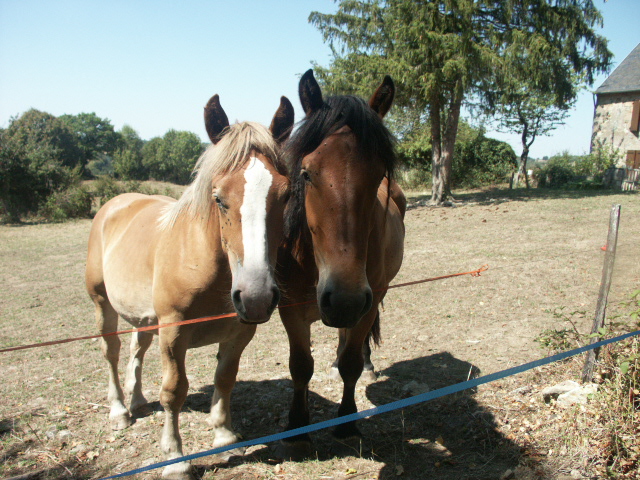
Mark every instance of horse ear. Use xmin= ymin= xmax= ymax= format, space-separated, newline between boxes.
xmin=369 ymin=75 xmax=395 ymax=119
xmin=299 ymin=69 xmax=324 ymax=116
xmin=270 ymin=96 xmax=295 ymax=144
xmin=204 ymin=94 xmax=230 ymax=145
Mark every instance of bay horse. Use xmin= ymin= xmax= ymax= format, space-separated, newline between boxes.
xmin=85 ymin=94 xmax=293 ymax=479
xmin=276 ymin=70 xmax=406 ymax=457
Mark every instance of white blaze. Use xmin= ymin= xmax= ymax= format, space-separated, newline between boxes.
xmin=240 ymin=157 xmax=273 ymax=270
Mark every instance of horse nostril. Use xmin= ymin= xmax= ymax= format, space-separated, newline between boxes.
xmin=270 ymin=286 xmax=281 ymax=312
xmin=232 ymin=289 xmax=242 ymax=308
xmin=361 ymin=287 xmax=373 ymax=317
xmin=320 ymin=290 xmax=332 ymax=314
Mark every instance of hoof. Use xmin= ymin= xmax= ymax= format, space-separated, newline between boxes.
xmin=110 ymin=413 xmax=132 ymax=431
xmin=210 ymin=430 xmax=245 ymax=462
xmin=333 ymin=422 xmax=362 ymax=444
xmin=271 ymin=437 xmax=313 ymax=461
xmin=328 ymin=366 xmax=341 ymax=381
xmin=360 ymin=369 xmax=377 ymax=384
xmin=331 ymin=435 xmax=367 ymax=457
xmin=129 ymin=394 xmax=149 ymax=413
xmin=213 ymin=446 xmax=246 ymax=462
xmin=162 ymin=461 xmax=193 ymax=480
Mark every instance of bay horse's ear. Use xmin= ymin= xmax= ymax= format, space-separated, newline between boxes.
xmin=369 ymin=75 xmax=395 ymax=119
xmin=204 ymin=94 xmax=230 ymax=145
xmin=270 ymin=96 xmax=295 ymax=144
xmin=299 ymin=69 xmax=324 ymax=116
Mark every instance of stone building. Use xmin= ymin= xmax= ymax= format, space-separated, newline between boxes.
xmin=591 ymin=42 xmax=640 ymax=190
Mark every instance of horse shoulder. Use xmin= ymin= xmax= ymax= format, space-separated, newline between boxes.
xmin=90 ymin=194 xmax=172 ymax=324
xmin=152 ymin=214 xmax=230 ymax=319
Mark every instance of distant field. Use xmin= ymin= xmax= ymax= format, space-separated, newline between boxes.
xmin=1 ymin=188 xmax=639 ymax=479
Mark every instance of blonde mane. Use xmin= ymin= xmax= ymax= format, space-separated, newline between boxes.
xmin=160 ymin=121 xmax=281 ymax=229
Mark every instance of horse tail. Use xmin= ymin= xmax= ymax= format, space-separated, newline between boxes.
xmin=368 ymin=308 xmax=381 ymax=348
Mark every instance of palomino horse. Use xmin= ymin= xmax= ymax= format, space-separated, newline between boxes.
xmin=85 ymin=95 xmax=293 ymax=479
xmin=276 ymin=70 xmax=406 ymax=456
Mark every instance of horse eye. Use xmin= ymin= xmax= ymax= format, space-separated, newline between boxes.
xmin=301 ymin=170 xmax=311 ymax=183
xmin=214 ymin=195 xmax=228 ymax=210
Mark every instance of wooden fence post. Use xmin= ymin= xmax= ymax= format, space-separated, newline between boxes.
xmin=582 ymin=204 xmax=621 ymax=383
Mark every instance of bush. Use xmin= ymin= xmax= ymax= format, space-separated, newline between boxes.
xmin=534 ymin=148 xmax=616 ymax=188
xmin=0 ymin=111 xmax=90 ymax=222
xmin=92 ymin=175 xmax=126 ymax=205
xmin=90 ymin=176 xmax=179 ymax=211
xmin=397 ymin=167 xmax=432 ymax=190
xmin=39 ymin=184 xmax=93 ymax=222
xmin=396 ymin=128 xmax=517 ymax=189
xmin=535 ymin=155 xmax=576 ymax=188
xmin=86 ymin=153 xmax=115 ymax=177
xmin=453 ymin=135 xmax=517 ymax=188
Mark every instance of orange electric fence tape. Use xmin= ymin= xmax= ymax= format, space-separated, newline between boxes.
xmin=0 ymin=265 xmax=488 ymax=354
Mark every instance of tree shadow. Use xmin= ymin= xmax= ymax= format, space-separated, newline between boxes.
xmin=407 ymin=186 xmax=637 ymax=208
xmin=0 ymin=416 xmax=102 ymax=480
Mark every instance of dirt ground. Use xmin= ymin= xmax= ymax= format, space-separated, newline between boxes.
xmin=1 ymin=188 xmax=639 ymax=480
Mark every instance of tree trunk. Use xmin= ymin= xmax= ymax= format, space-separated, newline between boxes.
xmin=512 ymin=118 xmax=531 ymax=189
xmin=513 ymin=146 xmax=530 ymax=189
xmin=430 ymin=96 xmax=444 ymax=204
xmin=430 ymin=85 xmax=463 ymax=205
xmin=519 ymin=148 xmax=530 ymax=189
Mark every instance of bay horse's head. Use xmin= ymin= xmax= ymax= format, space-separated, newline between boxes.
xmin=203 ymin=95 xmax=294 ymax=323
xmin=285 ymin=69 xmax=396 ymax=328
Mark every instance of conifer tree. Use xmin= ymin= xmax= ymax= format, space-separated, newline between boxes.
xmin=310 ymin=0 xmax=612 ymax=203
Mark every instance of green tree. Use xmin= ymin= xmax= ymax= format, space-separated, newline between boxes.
xmin=142 ymin=136 xmax=164 ymax=180
xmin=310 ymin=0 xmax=612 ymax=204
xmin=59 ymin=112 xmax=118 ymax=170
xmin=482 ymin=1 xmax=611 ymax=189
xmin=5 ymin=109 xmax=83 ymax=169
xmin=0 ymin=111 xmax=80 ymax=221
xmin=142 ymin=131 xmax=203 ymax=184
xmin=495 ymin=95 xmax=569 ymax=188
xmin=113 ymin=125 xmax=146 ymax=180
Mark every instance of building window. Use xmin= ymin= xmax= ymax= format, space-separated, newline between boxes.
xmin=627 ymin=150 xmax=640 ymax=169
xmin=631 ymin=100 xmax=640 ymax=133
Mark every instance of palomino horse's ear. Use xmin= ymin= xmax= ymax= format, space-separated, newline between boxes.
xmin=299 ymin=69 xmax=324 ymax=116
xmin=270 ymin=96 xmax=295 ymax=144
xmin=204 ymin=94 xmax=230 ymax=145
xmin=369 ymin=75 xmax=395 ymax=119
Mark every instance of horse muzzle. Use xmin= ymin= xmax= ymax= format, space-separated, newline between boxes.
xmin=317 ymin=280 xmax=373 ymax=329
xmin=232 ymin=272 xmax=280 ymax=324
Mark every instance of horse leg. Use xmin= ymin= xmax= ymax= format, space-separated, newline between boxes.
xmin=333 ymin=307 xmax=379 ymax=443
xmin=158 ymin=328 xmax=192 ymax=480
xmin=124 ymin=330 xmax=154 ymax=413
xmin=276 ymin=309 xmax=314 ymax=459
xmin=331 ymin=322 xmax=377 ymax=383
xmin=361 ymin=309 xmax=381 ymax=383
xmin=361 ymin=332 xmax=376 ymax=383
xmin=329 ymin=328 xmax=346 ymax=380
xmin=207 ymin=325 xmax=256 ymax=459
xmin=94 ymin=298 xmax=131 ymax=431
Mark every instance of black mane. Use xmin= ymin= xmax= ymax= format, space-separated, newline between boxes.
xmin=283 ymin=94 xmax=397 ymax=251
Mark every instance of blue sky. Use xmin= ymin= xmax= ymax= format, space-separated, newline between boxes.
xmin=1 ymin=0 xmax=638 ymax=159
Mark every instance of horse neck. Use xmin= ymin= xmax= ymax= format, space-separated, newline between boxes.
xmin=171 ymin=201 xmax=223 ymax=253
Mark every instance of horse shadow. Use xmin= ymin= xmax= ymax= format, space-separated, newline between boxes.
xmin=146 ymin=351 xmax=546 ymax=479
xmin=364 ymin=352 xmax=528 ymax=479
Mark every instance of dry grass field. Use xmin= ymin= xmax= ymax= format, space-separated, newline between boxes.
xmin=1 ymin=187 xmax=639 ymax=480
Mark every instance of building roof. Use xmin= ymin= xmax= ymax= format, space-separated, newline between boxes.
xmin=596 ymin=43 xmax=640 ymax=95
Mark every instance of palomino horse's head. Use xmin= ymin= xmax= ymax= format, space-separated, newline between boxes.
xmin=201 ymin=95 xmax=293 ymax=323
xmin=284 ymin=70 xmax=397 ymax=328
